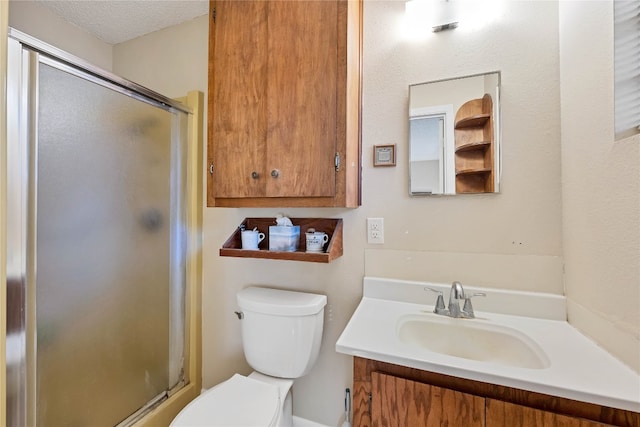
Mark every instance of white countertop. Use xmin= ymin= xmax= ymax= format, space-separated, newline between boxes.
xmin=335 ymin=277 xmax=640 ymax=413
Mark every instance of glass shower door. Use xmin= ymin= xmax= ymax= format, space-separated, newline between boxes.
xmin=25 ymin=52 xmax=187 ymax=425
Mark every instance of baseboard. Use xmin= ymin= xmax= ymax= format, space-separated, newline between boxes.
xmin=293 ymin=415 xmax=331 ymax=427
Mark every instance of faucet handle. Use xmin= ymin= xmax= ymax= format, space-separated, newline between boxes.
xmin=462 ymin=292 xmax=486 ymax=318
xmin=424 ymin=287 xmax=447 ymax=315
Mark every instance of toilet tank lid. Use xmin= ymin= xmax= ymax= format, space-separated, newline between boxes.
xmin=237 ymin=287 xmax=327 ymax=316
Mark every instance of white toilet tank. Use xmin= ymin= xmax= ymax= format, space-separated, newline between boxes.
xmin=237 ymin=287 xmax=327 ymax=379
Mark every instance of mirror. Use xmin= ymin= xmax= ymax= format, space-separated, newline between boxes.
xmin=409 ymin=72 xmax=501 ymax=195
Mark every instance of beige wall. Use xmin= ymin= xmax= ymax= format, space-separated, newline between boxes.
xmin=113 ymin=15 xmax=209 ymax=100
xmin=8 ymin=0 xmax=112 ymax=71
xmin=559 ymin=1 xmax=640 ymax=373
xmin=5 ymin=0 xmax=638 ymax=426
xmin=362 ymin=0 xmax=563 ymax=289
xmin=410 ymin=74 xmax=483 ymax=113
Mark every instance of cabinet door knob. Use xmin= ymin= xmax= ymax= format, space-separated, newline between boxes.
xmin=270 ymin=169 xmax=280 ymax=178
xmin=251 ymin=171 xmax=260 ymax=179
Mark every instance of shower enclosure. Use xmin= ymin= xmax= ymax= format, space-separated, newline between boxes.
xmin=5 ymin=30 xmax=193 ymax=426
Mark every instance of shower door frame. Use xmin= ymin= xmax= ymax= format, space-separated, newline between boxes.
xmin=4 ymin=28 xmax=203 ymax=426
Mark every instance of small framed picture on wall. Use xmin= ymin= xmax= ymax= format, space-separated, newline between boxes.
xmin=373 ymin=144 xmax=396 ymax=167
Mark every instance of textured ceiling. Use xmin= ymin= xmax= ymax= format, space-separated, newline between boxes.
xmin=37 ymin=0 xmax=209 ymax=45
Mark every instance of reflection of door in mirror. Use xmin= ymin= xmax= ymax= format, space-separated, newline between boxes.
xmin=409 ymin=72 xmax=500 ymax=196
xmin=410 ymin=115 xmax=444 ymax=194
xmin=409 ymin=105 xmax=455 ymax=195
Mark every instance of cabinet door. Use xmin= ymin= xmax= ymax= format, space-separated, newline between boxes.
xmin=266 ymin=0 xmax=338 ymax=198
xmin=371 ymin=371 xmax=485 ymax=427
xmin=486 ymin=399 xmax=613 ymax=427
xmin=210 ymin=0 xmax=268 ymax=198
xmin=210 ymin=0 xmax=337 ymax=200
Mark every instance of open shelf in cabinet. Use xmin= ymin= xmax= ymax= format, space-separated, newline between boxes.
xmin=455 ymin=140 xmax=492 ymax=153
xmin=456 ymin=167 xmax=492 ymax=176
xmin=220 ymin=217 xmax=343 ymax=263
xmin=454 ymin=94 xmax=494 ymax=193
xmin=455 ymin=114 xmax=490 ymax=129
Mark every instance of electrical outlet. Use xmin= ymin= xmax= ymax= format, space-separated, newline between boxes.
xmin=367 ymin=217 xmax=384 ymax=244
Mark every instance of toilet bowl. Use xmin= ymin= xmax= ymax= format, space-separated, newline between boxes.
xmin=170 ymin=372 xmax=293 ymax=427
xmin=170 ymin=287 xmax=327 ymax=427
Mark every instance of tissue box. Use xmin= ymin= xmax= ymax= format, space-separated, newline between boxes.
xmin=269 ymin=225 xmax=300 ymax=252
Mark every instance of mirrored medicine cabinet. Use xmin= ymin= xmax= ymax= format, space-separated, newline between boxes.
xmin=409 ymin=72 xmax=501 ymax=195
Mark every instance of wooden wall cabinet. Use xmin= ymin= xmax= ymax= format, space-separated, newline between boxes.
xmin=354 ymin=357 xmax=639 ymax=427
xmin=454 ymin=94 xmax=495 ymax=193
xmin=207 ymin=0 xmax=362 ymax=208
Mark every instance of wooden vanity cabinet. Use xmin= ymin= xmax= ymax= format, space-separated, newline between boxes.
xmin=207 ymin=0 xmax=362 ymax=208
xmin=485 ymin=400 xmax=611 ymax=427
xmin=371 ymin=371 xmax=485 ymax=426
xmin=354 ymin=357 xmax=639 ymax=427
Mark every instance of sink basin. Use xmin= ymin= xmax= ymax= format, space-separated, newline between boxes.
xmin=397 ymin=314 xmax=550 ymax=369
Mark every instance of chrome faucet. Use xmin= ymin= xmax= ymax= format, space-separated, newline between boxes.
xmin=448 ymin=281 xmax=465 ymax=317
xmin=425 ymin=281 xmax=485 ymax=319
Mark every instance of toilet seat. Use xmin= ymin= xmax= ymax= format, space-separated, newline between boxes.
xmin=170 ymin=374 xmax=280 ymax=426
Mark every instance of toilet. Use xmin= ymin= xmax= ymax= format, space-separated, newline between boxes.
xmin=171 ymin=286 xmax=327 ymax=427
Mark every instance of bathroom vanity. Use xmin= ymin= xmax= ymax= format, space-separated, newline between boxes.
xmin=337 ymin=278 xmax=640 ymax=427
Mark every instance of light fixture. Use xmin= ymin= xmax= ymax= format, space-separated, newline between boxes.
xmin=432 ymin=21 xmax=459 ymax=33
xmin=405 ymin=0 xmax=503 ymax=35
xmin=406 ymin=0 xmax=459 ymax=33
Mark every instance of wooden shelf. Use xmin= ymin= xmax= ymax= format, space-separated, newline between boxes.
xmin=455 ymin=140 xmax=491 ymax=153
xmin=456 ymin=167 xmax=492 ymax=176
xmin=454 ymin=94 xmax=494 ymax=193
xmin=220 ymin=217 xmax=343 ymax=263
xmin=455 ymin=114 xmax=490 ymax=129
